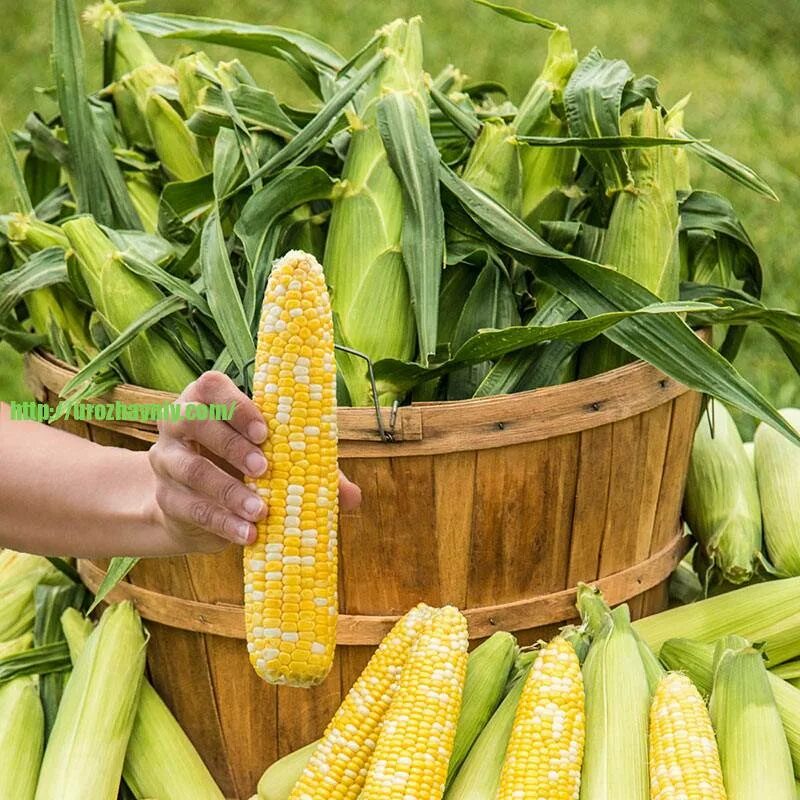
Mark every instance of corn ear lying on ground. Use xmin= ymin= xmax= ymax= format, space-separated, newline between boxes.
xmin=61 ymin=608 xmax=225 ymax=800
xmin=683 ymin=399 xmax=764 ymax=585
xmin=710 ymin=635 xmax=796 ymax=799
xmin=648 ymin=672 xmax=726 ymax=800
xmin=35 ymin=602 xmax=146 ymax=800
xmin=754 ymin=408 xmax=800 ymax=576
xmin=631 ymin=574 xmax=800 ymax=667
xmin=0 ymin=633 xmax=44 ymax=800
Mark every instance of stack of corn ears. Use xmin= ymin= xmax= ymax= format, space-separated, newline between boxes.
xmin=0 ymin=0 xmax=795 ymax=453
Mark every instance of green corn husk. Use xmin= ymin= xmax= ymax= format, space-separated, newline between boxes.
xmin=6 ymin=213 xmax=69 ymax=253
xmin=446 ymin=631 xmax=517 ymax=782
xmin=83 ymin=1 xmax=160 ymax=78
xmin=754 ymin=409 xmax=800 ymax=575
xmin=661 ymin=637 xmax=800 ymax=776
xmin=124 ymin=173 xmax=160 ymax=235
xmin=634 ymin=575 xmax=800 ymax=667
xmin=668 ymin=549 xmax=704 ymax=604
xmin=579 ymin=99 xmax=680 ymax=376
xmin=257 ymin=740 xmax=318 ymax=800
xmin=514 ymin=26 xmax=577 ymax=226
xmin=35 ymin=602 xmax=146 ymax=800
xmin=461 ymin=120 xmax=522 ymax=214
xmin=709 ymin=635 xmax=795 ymax=798
xmin=683 ymin=400 xmax=763 ymax=584
xmin=664 ymin=97 xmax=692 ymax=194
xmin=62 ymin=608 xmax=224 ymax=800
xmin=443 ymin=651 xmax=537 ymax=799
xmin=324 ymin=17 xmax=425 ymax=407
xmin=0 ymin=553 xmax=66 ymax=642
xmin=145 ymin=93 xmax=207 ymax=182
xmin=0 ymin=633 xmax=44 ymax=800
xmin=579 ymin=603 xmax=650 ymax=800
xmin=175 ymin=52 xmax=218 ymax=120
xmin=744 ymin=440 xmax=755 ymax=466
xmin=62 ymin=216 xmax=197 ymax=392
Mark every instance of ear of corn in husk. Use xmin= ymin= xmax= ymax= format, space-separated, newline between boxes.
xmin=514 ymin=26 xmax=577 ymax=226
xmin=443 ymin=651 xmax=537 ymax=799
xmin=257 ymin=740 xmax=318 ymax=800
xmin=83 ymin=2 xmax=160 ymax=79
xmin=661 ymin=637 xmax=800 ymax=777
xmin=324 ymin=18 xmax=425 ymax=407
xmin=446 ymin=630 xmax=517 ymax=782
xmin=462 ymin=119 xmax=522 ymax=214
xmin=62 ymin=215 xmax=197 ymax=392
xmin=0 ymin=632 xmax=44 ymax=800
xmin=648 ymin=671 xmax=726 ymax=799
xmin=634 ymin=575 xmax=800 ymax=667
xmin=578 ymin=601 xmax=650 ymax=800
xmin=683 ymin=399 xmax=764 ymax=584
xmin=709 ymin=635 xmax=796 ymax=799
xmin=0 ymin=552 xmax=66 ymax=642
xmin=124 ymin=173 xmax=160 ymax=234
xmin=35 ymin=602 xmax=147 ymax=800
xmin=61 ymin=608 xmax=224 ymax=800
xmin=578 ymin=99 xmax=680 ymax=376
xmin=754 ymin=408 xmax=800 ymax=575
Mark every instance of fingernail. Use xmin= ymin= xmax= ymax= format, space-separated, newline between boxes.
xmin=248 ymin=421 xmax=267 ymax=443
xmin=245 ymin=451 xmax=268 ymax=476
xmin=243 ymin=495 xmax=264 ymax=517
xmin=236 ymin=520 xmax=252 ymax=543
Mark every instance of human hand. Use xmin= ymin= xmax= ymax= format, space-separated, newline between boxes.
xmin=148 ymin=371 xmax=361 ymax=553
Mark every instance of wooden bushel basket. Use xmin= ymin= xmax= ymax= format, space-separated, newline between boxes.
xmin=26 ymin=348 xmax=700 ymax=798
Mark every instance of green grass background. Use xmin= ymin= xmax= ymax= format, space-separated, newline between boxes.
xmin=1 ymin=0 xmax=798 ymax=429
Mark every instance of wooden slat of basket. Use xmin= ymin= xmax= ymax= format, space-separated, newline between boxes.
xmin=77 ymin=529 xmax=688 ymax=644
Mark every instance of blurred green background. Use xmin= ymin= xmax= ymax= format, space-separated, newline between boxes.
xmin=1 ymin=0 xmax=798 ymax=427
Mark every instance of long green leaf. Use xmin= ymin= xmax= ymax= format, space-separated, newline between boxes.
xmin=128 ymin=12 xmax=344 ymax=96
xmin=88 ymin=557 xmax=139 ymax=612
xmin=121 ymin=252 xmax=211 ymax=317
xmin=438 ymin=163 xmax=800 ymax=444
xmin=238 ymin=49 xmax=387 ymax=190
xmin=200 ymin=210 xmax=253 ymax=376
xmin=0 ymin=248 xmax=68 ymax=317
xmin=0 ymin=642 xmax=71 ymax=685
xmin=377 ymin=91 xmax=445 ymax=365
xmin=516 ymin=134 xmax=697 ymax=149
xmin=678 ymin=128 xmax=778 ymax=201
xmin=375 ymin=301 xmax=718 ymax=394
xmin=188 ymin=84 xmax=299 ymax=139
xmin=59 ymin=295 xmax=185 ymax=399
xmin=1 ymin=124 xmax=33 ymax=214
xmin=429 ymin=85 xmax=481 ymax=142
xmin=34 ymin=582 xmax=87 ymax=738
xmin=470 ymin=0 xmax=559 ymax=28
xmin=563 ymin=49 xmax=633 ymax=191
xmin=235 ymin=166 xmax=337 ymax=323
xmin=52 ymin=0 xmax=140 ymax=229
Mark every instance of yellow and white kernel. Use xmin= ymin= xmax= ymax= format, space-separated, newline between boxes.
xmin=497 ymin=637 xmax=585 ymax=800
xmin=244 ymin=250 xmax=339 ymax=688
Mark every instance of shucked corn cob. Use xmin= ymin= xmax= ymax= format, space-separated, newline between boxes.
xmin=361 ymin=606 xmax=469 ymax=800
xmin=648 ymin=672 xmax=726 ymax=800
xmin=245 ymin=250 xmax=338 ymax=687
xmin=497 ymin=636 xmax=585 ymax=800
xmin=289 ymin=604 xmax=435 ymax=800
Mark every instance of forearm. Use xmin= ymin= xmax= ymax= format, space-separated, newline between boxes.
xmin=0 ymin=405 xmax=174 ymax=557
